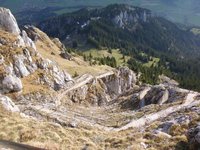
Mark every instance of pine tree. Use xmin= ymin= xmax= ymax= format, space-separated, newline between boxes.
xmin=108 ymin=48 xmax=112 ymax=54
xmin=83 ymin=54 xmax=87 ymax=61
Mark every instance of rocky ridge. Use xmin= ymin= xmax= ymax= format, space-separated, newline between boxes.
xmin=0 ymin=7 xmax=199 ymax=150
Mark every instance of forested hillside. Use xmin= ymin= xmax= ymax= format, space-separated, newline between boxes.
xmin=38 ymin=4 xmax=200 ymax=91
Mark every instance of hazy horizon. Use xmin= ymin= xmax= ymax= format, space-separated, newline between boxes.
xmin=0 ymin=0 xmax=200 ymax=26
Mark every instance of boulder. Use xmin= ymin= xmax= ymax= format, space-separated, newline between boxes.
xmin=159 ymin=75 xmax=179 ymax=87
xmin=52 ymin=65 xmax=74 ymax=90
xmin=154 ymin=130 xmax=172 ymax=138
xmin=140 ymin=85 xmax=170 ymax=107
xmin=37 ymin=58 xmax=52 ymax=69
xmin=37 ymin=58 xmax=73 ymax=90
xmin=1 ymin=74 xmax=23 ymax=93
xmin=138 ymin=87 xmax=151 ymax=108
xmin=52 ymin=38 xmax=65 ymax=50
xmin=21 ymin=30 xmax=36 ymax=51
xmin=0 ymin=7 xmax=20 ymax=35
xmin=22 ymin=25 xmax=39 ymax=41
xmin=158 ymin=89 xmax=169 ymax=105
xmin=138 ymin=87 xmax=151 ymax=100
xmin=0 ymin=95 xmax=19 ymax=112
xmin=60 ymin=52 xmax=72 ymax=60
xmin=157 ymin=122 xmax=174 ymax=134
xmin=13 ymin=54 xmax=30 ymax=77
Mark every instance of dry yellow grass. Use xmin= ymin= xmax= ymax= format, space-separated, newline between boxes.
xmin=21 ymin=69 xmax=52 ymax=94
xmin=0 ymin=29 xmax=17 ymax=43
xmin=0 ymin=105 xmax=146 ymax=150
xmin=34 ymin=27 xmax=113 ymax=76
xmin=0 ymin=30 xmax=25 ymax=65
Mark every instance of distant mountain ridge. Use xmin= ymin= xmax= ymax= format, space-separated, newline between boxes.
xmin=1 ymin=0 xmax=200 ymax=26
xmin=38 ymin=4 xmax=200 ymax=55
xmin=38 ymin=4 xmax=200 ymax=91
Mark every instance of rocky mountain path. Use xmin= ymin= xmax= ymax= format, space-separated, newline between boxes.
xmin=113 ymin=91 xmax=199 ymax=131
xmin=23 ymin=91 xmax=200 ymax=132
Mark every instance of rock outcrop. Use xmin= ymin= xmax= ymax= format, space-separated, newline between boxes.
xmin=38 ymin=60 xmax=73 ymax=90
xmin=188 ymin=125 xmax=200 ymax=150
xmin=65 ymin=67 xmax=136 ymax=106
xmin=1 ymin=74 xmax=23 ymax=93
xmin=0 ymin=95 xmax=19 ymax=112
xmin=0 ymin=8 xmax=20 ymax=35
xmin=136 ymin=84 xmax=190 ymax=108
xmin=101 ymin=67 xmax=137 ymax=96
xmin=0 ymin=7 xmax=73 ymax=93
xmin=112 ymin=7 xmax=150 ymax=28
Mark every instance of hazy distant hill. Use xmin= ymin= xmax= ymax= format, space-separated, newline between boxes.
xmin=1 ymin=0 xmax=200 ymax=26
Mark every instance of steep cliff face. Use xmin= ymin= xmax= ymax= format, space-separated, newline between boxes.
xmin=65 ymin=67 xmax=136 ymax=106
xmin=107 ymin=4 xmax=151 ymax=28
xmin=0 ymin=7 xmax=20 ymax=35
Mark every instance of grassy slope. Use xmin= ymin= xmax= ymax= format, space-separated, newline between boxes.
xmin=1 ymin=100 xmax=199 ymax=149
xmin=34 ymin=27 xmax=113 ymax=76
xmin=143 ymin=58 xmax=160 ymax=68
xmin=83 ymin=49 xmax=130 ymax=67
xmin=0 ymin=105 xmax=145 ymax=150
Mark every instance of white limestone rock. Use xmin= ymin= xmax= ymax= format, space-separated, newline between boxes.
xmin=15 ymin=35 xmax=25 ymax=47
xmin=112 ymin=7 xmax=150 ymax=29
xmin=13 ymin=54 xmax=30 ymax=77
xmin=158 ymin=89 xmax=169 ymax=105
xmin=37 ymin=58 xmax=73 ymax=90
xmin=102 ymin=67 xmax=136 ymax=96
xmin=0 ymin=7 xmax=20 ymax=35
xmin=4 ymin=64 xmax=14 ymax=75
xmin=51 ymin=65 xmax=73 ymax=90
xmin=66 ymin=67 xmax=136 ymax=105
xmin=37 ymin=58 xmax=52 ymax=69
xmin=138 ymin=87 xmax=151 ymax=100
xmin=0 ymin=95 xmax=20 ymax=112
xmin=1 ymin=74 xmax=23 ymax=93
xmin=159 ymin=75 xmax=179 ymax=86
xmin=21 ymin=30 xmax=37 ymax=51
xmin=52 ymin=65 xmax=66 ymax=90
